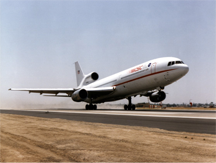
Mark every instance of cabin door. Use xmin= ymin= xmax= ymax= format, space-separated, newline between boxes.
xmin=151 ymin=62 xmax=157 ymax=73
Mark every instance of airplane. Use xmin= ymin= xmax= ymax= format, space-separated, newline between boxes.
xmin=9 ymin=57 xmax=189 ymax=110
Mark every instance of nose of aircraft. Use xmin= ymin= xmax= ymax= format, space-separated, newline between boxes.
xmin=179 ymin=64 xmax=189 ymax=76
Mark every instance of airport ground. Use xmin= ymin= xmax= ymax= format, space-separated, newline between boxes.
xmin=1 ymin=108 xmax=216 ymax=162
xmin=137 ymin=106 xmax=216 ymax=110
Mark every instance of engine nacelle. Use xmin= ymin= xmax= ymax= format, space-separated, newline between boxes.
xmin=72 ymin=89 xmax=88 ymax=102
xmin=83 ymin=72 xmax=99 ymax=85
xmin=149 ymin=91 xmax=166 ymax=103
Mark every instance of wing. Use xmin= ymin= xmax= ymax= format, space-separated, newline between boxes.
xmin=9 ymin=88 xmax=76 ymax=97
xmin=9 ymin=87 xmax=115 ymax=99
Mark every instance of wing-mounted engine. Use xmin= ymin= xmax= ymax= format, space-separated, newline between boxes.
xmin=71 ymin=87 xmax=115 ymax=102
xmin=72 ymin=89 xmax=88 ymax=102
xmin=141 ymin=91 xmax=166 ymax=103
xmin=149 ymin=91 xmax=166 ymax=103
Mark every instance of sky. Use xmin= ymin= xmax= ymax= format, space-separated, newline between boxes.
xmin=0 ymin=0 xmax=215 ymax=109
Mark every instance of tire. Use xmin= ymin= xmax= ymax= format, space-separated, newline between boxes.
xmin=124 ymin=105 xmax=128 ymax=110
xmin=128 ymin=106 xmax=131 ymax=110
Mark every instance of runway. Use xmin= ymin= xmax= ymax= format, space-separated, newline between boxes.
xmin=1 ymin=109 xmax=215 ymax=134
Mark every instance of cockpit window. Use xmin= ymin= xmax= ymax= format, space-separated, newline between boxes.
xmin=167 ymin=60 xmax=184 ymax=66
xmin=148 ymin=63 xmax=151 ymax=67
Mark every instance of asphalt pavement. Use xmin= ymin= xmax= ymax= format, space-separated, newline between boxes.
xmin=1 ymin=109 xmax=215 ymax=134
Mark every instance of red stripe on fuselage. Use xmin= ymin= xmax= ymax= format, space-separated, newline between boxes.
xmin=114 ymin=69 xmax=176 ymax=87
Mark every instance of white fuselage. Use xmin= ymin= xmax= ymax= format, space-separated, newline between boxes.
xmin=83 ymin=57 xmax=189 ymax=103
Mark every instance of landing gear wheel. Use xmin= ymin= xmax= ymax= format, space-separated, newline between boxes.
xmin=124 ymin=105 xmax=128 ymax=110
xmin=128 ymin=106 xmax=131 ymax=110
xmin=124 ymin=97 xmax=136 ymax=111
xmin=93 ymin=105 xmax=97 ymax=110
xmin=85 ymin=104 xmax=97 ymax=110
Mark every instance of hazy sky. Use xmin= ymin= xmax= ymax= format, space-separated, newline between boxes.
xmin=1 ymin=0 xmax=215 ymax=109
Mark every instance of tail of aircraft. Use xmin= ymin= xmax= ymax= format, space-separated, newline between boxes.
xmin=75 ymin=61 xmax=99 ymax=88
xmin=75 ymin=61 xmax=85 ymax=86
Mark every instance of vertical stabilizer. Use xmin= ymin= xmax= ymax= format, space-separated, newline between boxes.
xmin=75 ymin=62 xmax=84 ymax=86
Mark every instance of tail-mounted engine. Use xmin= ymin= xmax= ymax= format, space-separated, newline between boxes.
xmin=79 ymin=72 xmax=99 ymax=87
xmin=149 ymin=91 xmax=166 ymax=103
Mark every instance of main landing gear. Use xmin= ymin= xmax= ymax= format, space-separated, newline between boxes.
xmin=124 ymin=96 xmax=136 ymax=110
xmin=85 ymin=104 xmax=97 ymax=110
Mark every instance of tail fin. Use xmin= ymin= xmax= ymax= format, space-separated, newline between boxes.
xmin=75 ymin=62 xmax=84 ymax=86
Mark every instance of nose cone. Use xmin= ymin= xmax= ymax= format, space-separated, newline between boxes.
xmin=184 ymin=64 xmax=189 ymax=74
xmin=179 ymin=64 xmax=189 ymax=76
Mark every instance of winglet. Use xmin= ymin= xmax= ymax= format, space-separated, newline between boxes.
xmin=75 ymin=61 xmax=85 ymax=86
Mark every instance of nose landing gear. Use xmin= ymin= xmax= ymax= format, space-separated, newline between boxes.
xmin=124 ymin=97 xmax=136 ymax=110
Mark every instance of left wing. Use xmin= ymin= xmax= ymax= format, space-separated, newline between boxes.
xmin=9 ymin=87 xmax=116 ymax=99
xmin=9 ymin=88 xmax=76 ymax=96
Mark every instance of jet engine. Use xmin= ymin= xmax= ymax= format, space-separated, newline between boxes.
xmin=72 ymin=89 xmax=88 ymax=102
xmin=149 ymin=91 xmax=166 ymax=103
xmin=83 ymin=72 xmax=99 ymax=85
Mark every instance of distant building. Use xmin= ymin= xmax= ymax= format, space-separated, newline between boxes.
xmin=136 ymin=102 xmax=150 ymax=108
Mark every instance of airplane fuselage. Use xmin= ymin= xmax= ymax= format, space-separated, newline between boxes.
xmin=82 ymin=57 xmax=189 ymax=103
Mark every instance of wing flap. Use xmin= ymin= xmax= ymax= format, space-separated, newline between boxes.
xmin=43 ymin=95 xmax=71 ymax=97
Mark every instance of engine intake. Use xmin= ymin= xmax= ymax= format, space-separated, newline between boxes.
xmin=91 ymin=72 xmax=99 ymax=80
xmin=84 ymin=72 xmax=99 ymax=85
xmin=72 ymin=89 xmax=88 ymax=102
xmin=149 ymin=91 xmax=166 ymax=103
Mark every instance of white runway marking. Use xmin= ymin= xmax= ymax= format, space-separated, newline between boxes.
xmin=27 ymin=109 xmax=216 ymax=120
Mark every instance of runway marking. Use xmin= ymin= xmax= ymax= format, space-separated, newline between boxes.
xmin=27 ymin=110 xmax=216 ymax=120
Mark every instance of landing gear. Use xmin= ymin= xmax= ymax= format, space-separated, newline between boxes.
xmin=124 ymin=97 xmax=136 ymax=110
xmin=85 ymin=104 xmax=97 ymax=110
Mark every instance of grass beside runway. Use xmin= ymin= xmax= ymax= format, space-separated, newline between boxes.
xmin=1 ymin=113 xmax=215 ymax=162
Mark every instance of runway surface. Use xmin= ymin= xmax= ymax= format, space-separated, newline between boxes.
xmin=1 ymin=109 xmax=215 ymax=134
